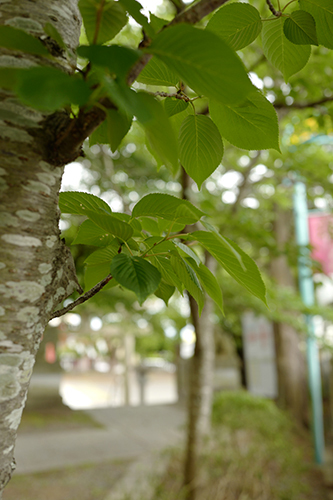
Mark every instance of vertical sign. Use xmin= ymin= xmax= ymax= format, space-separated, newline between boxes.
xmin=308 ymin=212 xmax=333 ymax=275
xmin=242 ymin=311 xmax=278 ymax=398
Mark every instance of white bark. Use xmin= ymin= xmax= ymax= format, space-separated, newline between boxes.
xmin=0 ymin=1 xmax=82 ymax=495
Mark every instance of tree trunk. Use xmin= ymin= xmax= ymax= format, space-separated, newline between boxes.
xmin=0 ymin=1 xmax=82 ymax=495
xmin=271 ymin=206 xmax=308 ymax=425
xmin=183 ymin=254 xmax=216 ymax=500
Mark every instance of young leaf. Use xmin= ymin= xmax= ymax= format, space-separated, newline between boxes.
xmin=154 ymin=280 xmax=175 ymax=305
xmin=186 ymin=258 xmax=224 ymax=314
xmin=170 ymin=255 xmax=205 ymax=314
xmin=209 ymin=89 xmax=280 ymax=151
xmin=150 ymin=256 xmax=183 ymax=293
xmin=132 ymin=193 xmax=205 ymax=225
xmin=44 ymin=23 xmax=66 ymax=49
xmin=110 ymin=254 xmax=161 ymax=305
xmin=300 ymin=0 xmax=333 ymax=49
xmin=173 ymin=241 xmax=201 ymax=266
xmin=77 ymin=45 xmax=141 ymax=80
xmin=85 ymin=211 xmax=134 ymax=241
xmin=16 ymin=67 xmax=91 ymax=112
xmin=0 ymin=26 xmax=49 ymax=56
xmin=89 ymin=108 xmax=132 ymax=152
xmin=118 ymin=0 xmax=154 ymax=37
xmin=137 ymin=56 xmax=179 ymax=87
xmin=179 ymin=114 xmax=224 ymax=189
xmin=284 ymin=10 xmax=318 ymax=45
xmin=78 ymin=0 xmax=128 ymax=44
xmin=147 ymin=24 xmax=252 ymax=105
xmin=59 ymin=191 xmax=112 ymax=215
xmin=189 ymin=231 xmax=267 ymax=305
xmin=169 ymin=106 xmax=192 ymax=137
xmin=262 ymin=17 xmax=311 ymax=81
xmin=84 ymin=263 xmax=117 ymax=291
xmin=72 ymin=220 xmax=116 ymax=247
xmin=164 ymin=98 xmax=189 ymax=117
xmin=84 ymin=241 xmax=120 ymax=265
xmin=206 ymin=3 xmax=262 ymax=51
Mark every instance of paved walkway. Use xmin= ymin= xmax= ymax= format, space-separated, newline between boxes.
xmin=14 ymin=404 xmax=186 ymax=475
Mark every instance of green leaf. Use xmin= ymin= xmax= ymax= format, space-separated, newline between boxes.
xmin=209 ymin=89 xmax=280 ymax=151
xmin=150 ymin=256 xmax=183 ymax=293
xmin=262 ymin=17 xmax=311 ymax=81
xmin=169 ymin=105 xmax=192 ymax=137
xmin=134 ymin=92 xmax=178 ymax=174
xmin=300 ymin=0 xmax=333 ymax=49
xmin=132 ymin=193 xmax=205 ymax=225
xmin=16 ymin=67 xmax=91 ymax=112
xmin=206 ymin=3 xmax=262 ymax=51
xmin=179 ymin=114 xmax=224 ymax=189
xmin=189 ymin=231 xmax=267 ymax=305
xmin=110 ymin=254 xmax=161 ymax=305
xmin=44 ymin=22 xmax=66 ymax=49
xmin=149 ymin=13 xmax=168 ymax=33
xmin=85 ymin=211 xmax=134 ymax=242
xmin=0 ymin=25 xmax=49 ymax=56
xmin=164 ymin=98 xmax=189 ymax=117
xmin=59 ymin=191 xmax=112 ymax=215
xmin=84 ymin=241 xmax=120 ymax=264
xmin=137 ymin=56 xmax=179 ymax=87
xmin=143 ymin=236 xmax=175 ymax=254
xmin=170 ymin=255 xmax=205 ymax=314
xmin=77 ymin=45 xmax=141 ymax=80
xmin=174 ymin=241 xmax=201 ymax=266
xmin=284 ymin=10 xmax=318 ymax=45
xmin=186 ymin=258 xmax=224 ymax=314
xmin=118 ymin=0 xmax=154 ymax=37
xmin=72 ymin=220 xmax=116 ymax=247
xmin=154 ymin=280 xmax=175 ymax=305
xmin=147 ymin=24 xmax=252 ymax=105
xmin=84 ymin=262 xmax=117 ymax=291
xmin=78 ymin=0 xmax=128 ymax=44
xmin=89 ymin=108 xmax=132 ymax=152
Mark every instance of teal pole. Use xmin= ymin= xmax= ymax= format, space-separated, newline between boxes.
xmin=293 ymin=181 xmax=325 ymax=464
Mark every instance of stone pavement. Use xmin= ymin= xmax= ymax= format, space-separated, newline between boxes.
xmin=13 ymin=403 xmax=186 ymax=476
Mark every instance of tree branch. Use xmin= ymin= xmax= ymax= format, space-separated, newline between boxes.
xmin=266 ymin=0 xmax=280 ymax=16
xmin=49 ymin=274 xmax=113 ymax=320
xmin=169 ymin=0 xmax=230 ymax=26
xmin=274 ymin=96 xmax=333 ymax=109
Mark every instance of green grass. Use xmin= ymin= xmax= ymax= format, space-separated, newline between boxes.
xmin=148 ymin=391 xmax=328 ymax=500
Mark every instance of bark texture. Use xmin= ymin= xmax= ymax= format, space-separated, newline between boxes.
xmin=184 ymin=255 xmax=216 ymax=500
xmin=271 ymin=207 xmax=308 ymax=425
xmin=0 ymin=1 xmax=82 ymax=495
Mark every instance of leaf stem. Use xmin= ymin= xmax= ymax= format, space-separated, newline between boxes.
xmin=49 ymin=274 xmax=113 ymax=320
xmin=124 ymin=241 xmax=134 ymax=256
xmin=282 ymin=0 xmax=297 ymax=12
xmin=140 ymin=237 xmax=166 ymax=258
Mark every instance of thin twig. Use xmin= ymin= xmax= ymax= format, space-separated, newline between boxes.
xmin=266 ymin=0 xmax=281 ymax=16
xmin=149 ymin=91 xmax=191 ymax=102
xmin=49 ymin=274 xmax=113 ymax=320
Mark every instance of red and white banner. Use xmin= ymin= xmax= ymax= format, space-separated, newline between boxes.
xmin=308 ymin=213 xmax=333 ymax=275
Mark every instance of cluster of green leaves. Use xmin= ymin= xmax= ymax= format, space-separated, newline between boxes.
xmin=59 ymin=191 xmax=266 ymax=310
xmin=0 ymin=0 xmax=331 ymax=189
